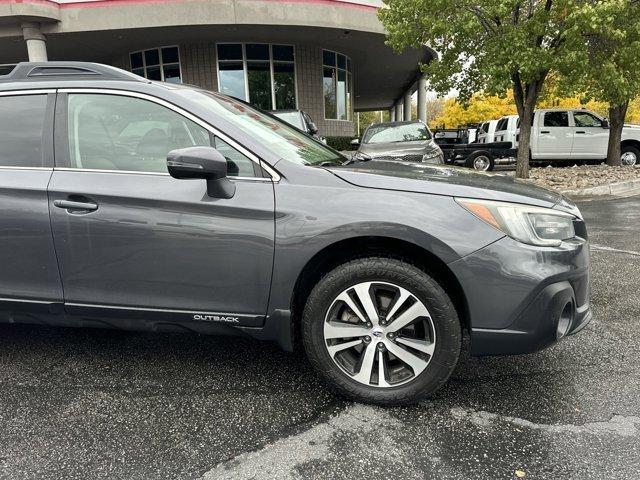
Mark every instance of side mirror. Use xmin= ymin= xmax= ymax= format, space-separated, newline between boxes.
xmin=308 ymin=122 xmax=318 ymax=135
xmin=167 ymin=146 xmax=235 ymax=199
xmin=602 ymin=118 xmax=609 ymax=129
xmin=350 ymin=138 xmax=360 ymax=145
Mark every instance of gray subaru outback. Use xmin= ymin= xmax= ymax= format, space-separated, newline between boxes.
xmin=0 ymin=62 xmax=591 ymax=406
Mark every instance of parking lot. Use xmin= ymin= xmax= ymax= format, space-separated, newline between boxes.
xmin=0 ymin=195 xmax=638 ymax=480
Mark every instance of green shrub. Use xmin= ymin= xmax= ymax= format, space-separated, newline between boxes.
xmin=326 ymin=136 xmax=358 ymax=151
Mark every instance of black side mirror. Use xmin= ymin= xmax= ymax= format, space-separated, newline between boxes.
xmin=308 ymin=122 xmax=318 ymax=135
xmin=167 ymin=146 xmax=235 ymax=199
xmin=602 ymin=118 xmax=609 ymax=129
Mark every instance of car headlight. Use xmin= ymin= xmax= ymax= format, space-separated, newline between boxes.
xmin=455 ymin=198 xmax=575 ymax=247
xmin=422 ymin=151 xmax=443 ymax=163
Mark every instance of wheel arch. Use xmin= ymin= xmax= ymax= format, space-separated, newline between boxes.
xmin=468 ymin=149 xmax=493 ymax=158
xmin=621 ymin=139 xmax=640 ymax=150
xmin=289 ymin=236 xmax=471 ymax=348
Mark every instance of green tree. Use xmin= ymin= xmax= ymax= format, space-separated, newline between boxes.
xmin=567 ymin=0 xmax=640 ymax=166
xmin=379 ymin=0 xmax=589 ymax=178
xmin=357 ymin=110 xmax=390 ymax=136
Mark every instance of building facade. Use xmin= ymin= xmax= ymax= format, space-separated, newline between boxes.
xmin=0 ymin=0 xmax=434 ymax=137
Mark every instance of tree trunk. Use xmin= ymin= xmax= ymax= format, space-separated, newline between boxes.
xmin=606 ymin=101 xmax=628 ymax=167
xmin=516 ymin=105 xmax=535 ymax=179
xmin=511 ymin=72 xmax=546 ymax=179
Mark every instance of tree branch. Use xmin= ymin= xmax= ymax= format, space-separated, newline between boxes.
xmin=466 ymin=6 xmax=498 ymax=35
xmin=512 ymin=3 xmax=520 ymax=25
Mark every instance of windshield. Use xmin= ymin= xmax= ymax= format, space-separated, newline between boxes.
xmin=272 ymin=111 xmax=305 ymax=130
xmin=177 ymin=90 xmax=343 ymax=166
xmin=363 ymin=123 xmax=431 ymax=144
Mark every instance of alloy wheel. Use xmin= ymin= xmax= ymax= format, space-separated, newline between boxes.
xmin=473 ymin=155 xmax=491 ymax=171
xmin=323 ymin=281 xmax=436 ymax=388
xmin=621 ymin=151 xmax=638 ymax=166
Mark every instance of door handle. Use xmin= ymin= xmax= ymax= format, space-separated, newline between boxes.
xmin=54 ymin=199 xmax=98 ymax=212
xmin=540 ymin=130 xmax=550 ymax=134
xmin=575 ymin=131 xmax=586 ymax=134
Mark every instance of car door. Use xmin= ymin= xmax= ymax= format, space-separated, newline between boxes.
xmin=570 ymin=111 xmax=608 ymax=159
xmin=536 ymin=111 xmax=573 ymax=159
xmin=48 ymin=91 xmax=275 ymax=326
xmin=0 ymin=90 xmax=63 ymax=312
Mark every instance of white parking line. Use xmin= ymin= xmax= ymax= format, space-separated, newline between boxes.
xmin=590 ymin=244 xmax=640 ymax=257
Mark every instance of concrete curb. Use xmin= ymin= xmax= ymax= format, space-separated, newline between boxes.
xmin=561 ymin=178 xmax=640 ymax=198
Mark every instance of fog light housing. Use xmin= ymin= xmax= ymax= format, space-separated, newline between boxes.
xmin=556 ymin=301 xmax=575 ymax=339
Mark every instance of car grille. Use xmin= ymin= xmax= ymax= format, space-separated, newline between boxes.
xmin=372 ymin=154 xmax=424 ymax=162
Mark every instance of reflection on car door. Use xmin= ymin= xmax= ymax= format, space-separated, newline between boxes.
xmin=536 ymin=111 xmax=573 ymax=159
xmin=0 ymin=92 xmax=63 ymax=312
xmin=48 ymin=92 xmax=275 ymax=325
xmin=570 ymin=111 xmax=608 ymax=159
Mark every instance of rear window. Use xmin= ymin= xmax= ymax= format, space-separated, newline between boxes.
xmin=544 ymin=111 xmax=569 ymax=127
xmin=0 ymin=94 xmax=48 ymax=168
xmin=496 ymin=118 xmax=509 ymax=131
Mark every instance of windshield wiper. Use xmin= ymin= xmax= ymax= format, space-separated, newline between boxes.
xmin=344 ymin=153 xmax=373 ymax=165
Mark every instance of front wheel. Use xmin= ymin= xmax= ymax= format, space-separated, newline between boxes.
xmin=302 ymin=257 xmax=461 ymax=406
xmin=621 ymin=145 xmax=639 ymax=166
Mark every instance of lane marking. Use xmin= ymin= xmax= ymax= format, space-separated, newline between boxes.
xmin=590 ymin=244 xmax=640 ymax=257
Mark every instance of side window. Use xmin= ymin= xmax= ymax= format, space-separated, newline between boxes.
xmin=0 ymin=94 xmax=48 ymax=168
xmin=213 ymin=137 xmax=260 ymax=177
xmin=66 ymin=94 xmax=257 ymax=176
xmin=544 ymin=111 xmax=569 ymax=127
xmin=574 ymin=112 xmax=602 ymax=128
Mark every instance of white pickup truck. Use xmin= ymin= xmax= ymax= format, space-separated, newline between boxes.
xmin=496 ymin=109 xmax=640 ymax=165
xmin=476 ymin=119 xmax=498 ymax=144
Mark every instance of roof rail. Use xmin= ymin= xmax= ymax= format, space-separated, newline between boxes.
xmin=0 ymin=62 xmax=145 ymax=83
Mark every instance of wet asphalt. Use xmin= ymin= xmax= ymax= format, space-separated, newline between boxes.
xmin=0 ymin=195 xmax=638 ymax=480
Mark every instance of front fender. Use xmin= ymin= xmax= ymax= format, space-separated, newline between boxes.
xmin=267 ymin=181 xmax=503 ymax=314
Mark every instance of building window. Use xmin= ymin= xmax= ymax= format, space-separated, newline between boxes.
xmin=130 ymin=46 xmax=182 ymax=84
xmin=322 ymin=50 xmax=352 ymax=121
xmin=216 ymin=43 xmax=297 ymax=111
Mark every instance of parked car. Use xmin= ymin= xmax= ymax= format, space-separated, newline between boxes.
xmin=351 ymin=120 xmax=444 ymax=164
xmin=476 ymin=119 xmax=499 ymax=143
xmin=269 ymin=109 xmax=325 ymax=143
xmin=0 ymin=62 xmax=591 ymax=406
xmin=493 ymin=115 xmax=520 ymax=147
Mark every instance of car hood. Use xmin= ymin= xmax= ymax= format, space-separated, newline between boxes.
xmin=358 ymin=140 xmax=439 ymax=157
xmin=326 ymin=161 xmax=564 ymax=208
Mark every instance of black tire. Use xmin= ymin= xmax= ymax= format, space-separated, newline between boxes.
xmin=465 ymin=151 xmax=495 ymax=171
xmin=302 ymin=257 xmax=461 ymax=406
xmin=621 ymin=145 xmax=640 ymax=166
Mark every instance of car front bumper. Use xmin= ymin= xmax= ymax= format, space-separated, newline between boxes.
xmin=448 ymin=234 xmax=591 ymax=356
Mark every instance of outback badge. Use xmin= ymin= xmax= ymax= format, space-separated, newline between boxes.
xmin=193 ymin=314 xmax=240 ymax=324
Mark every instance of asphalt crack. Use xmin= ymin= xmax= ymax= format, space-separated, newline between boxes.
xmin=451 ymin=407 xmax=640 ymax=437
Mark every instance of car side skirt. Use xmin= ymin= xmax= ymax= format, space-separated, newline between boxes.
xmin=0 ymin=298 xmax=293 ymax=351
